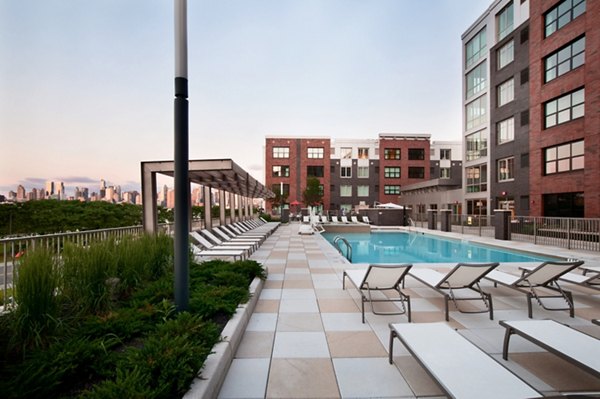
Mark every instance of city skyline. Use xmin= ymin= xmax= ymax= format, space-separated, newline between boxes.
xmin=1 ymin=0 xmax=491 ymax=195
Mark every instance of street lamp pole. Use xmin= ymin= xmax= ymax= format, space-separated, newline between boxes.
xmin=174 ymin=0 xmax=189 ymax=311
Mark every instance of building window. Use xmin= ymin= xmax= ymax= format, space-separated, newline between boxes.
xmin=466 ymin=130 xmax=487 ymax=161
xmin=497 ymin=117 xmax=515 ymax=144
xmin=306 ymin=165 xmax=324 ymax=177
xmin=272 ymin=183 xmax=289 ymax=196
xmin=521 ymin=110 xmax=529 ymax=126
xmin=498 ymin=157 xmax=515 ymax=181
xmin=384 ymin=185 xmax=400 ymax=195
xmin=466 ymin=164 xmax=487 ymax=193
xmin=357 ymin=185 xmax=369 ymax=197
xmin=544 ymin=36 xmax=585 ymax=83
xmin=497 ymin=2 xmax=514 ymax=41
xmin=440 ymin=168 xmax=451 ymax=179
xmin=408 ymin=167 xmax=425 ymax=179
xmin=465 ymin=27 xmax=486 ymax=69
xmin=384 ymin=167 xmax=400 ymax=178
xmin=319 ymin=185 xmax=324 ymax=196
xmin=440 ymin=149 xmax=451 ymax=160
xmin=466 ymin=96 xmax=487 ymax=130
xmin=497 ymin=78 xmax=514 ymax=107
xmin=497 ymin=40 xmax=514 ymax=70
xmin=307 ymin=147 xmax=324 ymax=159
xmin=544 ymin=88 xmax=584 ymax=128
xmin=408 ymin=149 xmax=425 ymax=160
xmin=544 ymin=140 xmax=584 ymax=175
xmin=383 ymin=148 xmax=401 ymax=160
xmin=357 ymin=166 xmax=369 ymax=178
xmin=465 ymin=61 xmax=487 ymax=99
xmin=543 ymin=192 xmax=584 ymax=218
xmin=340 ymin=147 xmax=352 ymax=159
xmin=272 ymin=147 xmax=289 ymax=158
xmin=545 ymin=0 xmax=586 ymax=38
xmin=340 ymin=166 xmax=352 ymax=178
xmin=340 ymin=185 xmax=352 ymax=197
xmin=520 ymin=68 xmax=529 ymax=85
xmin=521 ymin=152 xmax=529 ymax=168
xmin=272 ymin=165 xmax=290 ymax=177
xmin=358 ymin=148 xmax=369 ymax=159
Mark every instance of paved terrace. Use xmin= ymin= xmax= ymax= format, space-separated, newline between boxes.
xmin=217 ymin=223 xmax=600 ymax=398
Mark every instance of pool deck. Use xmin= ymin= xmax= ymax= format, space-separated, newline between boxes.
xmin=217 ymin=223 xmax=600 ymax=398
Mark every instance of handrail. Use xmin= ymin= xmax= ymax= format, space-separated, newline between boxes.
xmin=333 ymin=235 xmax=352 ymax=262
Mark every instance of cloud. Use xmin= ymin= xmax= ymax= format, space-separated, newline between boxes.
xmin=59 ymin=176 xmax=99 ymax=184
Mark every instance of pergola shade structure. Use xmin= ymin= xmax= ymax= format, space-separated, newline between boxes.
xmin=141 ymin=159 xmax=274 ymax=233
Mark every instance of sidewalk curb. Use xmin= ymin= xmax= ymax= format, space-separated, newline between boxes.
xmin=183 ymin=274 xmax=264 ymax=399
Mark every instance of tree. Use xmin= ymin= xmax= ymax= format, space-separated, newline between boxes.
xmin=302 ymin=177 xmax=323 ymax=207
xmin=267 ymin=187 xmax=288 ymax=212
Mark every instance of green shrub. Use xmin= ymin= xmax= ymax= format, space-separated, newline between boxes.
xmin=12 ymin=248 xmax=59 ymax=350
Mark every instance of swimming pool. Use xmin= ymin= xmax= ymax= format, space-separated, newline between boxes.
xmin=322 ymin=231 xmax=557 ymax=263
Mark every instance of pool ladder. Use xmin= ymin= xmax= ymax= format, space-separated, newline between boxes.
xmin=333 ymin=236 xmax=352 ymax=262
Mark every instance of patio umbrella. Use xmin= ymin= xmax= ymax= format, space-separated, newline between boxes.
xmin=290 ymin=200 xmax=301 ymax=206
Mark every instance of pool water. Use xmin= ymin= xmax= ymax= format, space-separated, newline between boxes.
xmin=322 ymin=231 xmax=556 ymax=263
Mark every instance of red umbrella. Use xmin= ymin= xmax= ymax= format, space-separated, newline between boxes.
xmin=290 ymin=200 xmax=301 ymax=206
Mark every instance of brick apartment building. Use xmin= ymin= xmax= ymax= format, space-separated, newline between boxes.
xmin=529 ymin=0 xmax=599 ymax=218
xmin=264 ymin=134 xmax=433 ymax=214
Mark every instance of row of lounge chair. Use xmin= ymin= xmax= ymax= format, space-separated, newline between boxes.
xmin=343 ymin=262 xmax=600 ymax=398
xmin=303 ymin=215 xmax=371 ymax=224
xmin=189 ymin=218 xmax=279 ymax=261
xmin=344 ymin=259 xmax=596 ymax=323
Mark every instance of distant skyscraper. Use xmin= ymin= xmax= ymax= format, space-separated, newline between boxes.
xmin=16 ymin=185 xmax=26 ymax=202
xmin=100 ymin=179 xmax=106 ymax=200
xmin=45 ymin=181 xmax=54 ymax=197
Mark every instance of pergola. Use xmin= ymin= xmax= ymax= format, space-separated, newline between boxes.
xmin=141 ymin=159 xmax=274 ymax=233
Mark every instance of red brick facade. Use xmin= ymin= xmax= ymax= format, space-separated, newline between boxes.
xmin=529 ymin=0 xmax=600 ymax=217
xmin=378 ymin=136 xmax=430 ymax=204
xmin=264 ymin=137 xmax=331 ymax=212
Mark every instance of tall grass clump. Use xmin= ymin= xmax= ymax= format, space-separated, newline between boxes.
xmin=115 ymin=233 xmax=173 ymax=290
xmin=12 ymin=248 xmax=59 ymax=349
xmin=61 ymin=240 xmax=117 ymax=314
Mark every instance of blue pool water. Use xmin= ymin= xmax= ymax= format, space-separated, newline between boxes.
xmin=322 ymin=232 xmax=557 ymax=263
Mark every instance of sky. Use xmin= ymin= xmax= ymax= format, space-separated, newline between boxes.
xmin=0 ymin=0 xmax=492 ymax=196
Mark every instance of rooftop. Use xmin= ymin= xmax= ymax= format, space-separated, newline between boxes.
xmin=217 ymin=223 xmax=600 ymax=398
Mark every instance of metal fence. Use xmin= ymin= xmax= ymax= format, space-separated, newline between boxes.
xmin=412 ymin=212 xmax=600 ymax=252
xmin=509 ymin=216 xmax=600 ymax=252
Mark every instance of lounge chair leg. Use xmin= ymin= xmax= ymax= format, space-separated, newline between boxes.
xmin=444 ymin=295 xmax=449 ymax=321
xmin=567 ymin=291 xmax=574 ymax=317
xmin=342 ymin=272 xmax=347 ymax=290
xmin=489 ymin=294 xmax=494 ymax=320
xmin=407 ymin=296 xmax=412 ymax=323
xmin=362 ymin=296 xmax=366 ymax=324
xmin=502 ymin=326 xmax=514 ymax=360
xmin=527 ymin=294 xmax=533 ymax=318
xmin=389 ymin=329 xmax=397 ymax=364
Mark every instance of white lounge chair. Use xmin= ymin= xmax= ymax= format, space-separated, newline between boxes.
xmin=340 ymin=216 xmax=350 ymax=223
xmin=485 ymin=260 xmax=584 ymax=318
xmin=212 ymin=226 xmax=263 ymax=245
xmin=190 ymin=243 xmax=247 ymax=262
xmin=350 ymin=216 xmax=360 ymax=223
xmin=500 ymin=319 xmax=600 ymax=379
xmin=330 ymin=216 xmax=340 ymax=223
xmin=302 ymin=215 xmax=310 ymax=224
xmin=190 ymin=231 xmax=253 ymax=256
xmin=388 ymin=323 xmax=541 ymax=399
xmin=362 ymin=216 xmax=371 ymax=224
xmin=343 ymin=264 xmax=412 ymax=323
xmin=320 ymin=215 xmax=329 ymax=223
xmin=408 ymin=262 xmax=499 ymax=321
xmin=200 ymin=229 xmax=259 ymax=251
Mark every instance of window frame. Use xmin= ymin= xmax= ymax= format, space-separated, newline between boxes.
xmin=544 ymin=140 xmax=584 ymax=175
xmin=357 ymin=148 xmax=369 ymax=159
xmin=408 ymin=148 xmax=425 ymax=161
xmin=544 ymin=36 xmax=585 ymax=83
xmin=466 ymin=164 xmax=488 ymax=193
xmin=340 ymin=185 xmax=352 ymax=197
xmin=544 ymin=88 xmax=585 ymax=129
xmin=497 ymin=2 xmax=514 ymax=41
xmin=497 ymin=78 xmax=514 ymax=107
xmin=466 ymin=130 xmax=488 ymax=161
xmin=340 ymin=147 xmax=352 ymax=159
xmin=384 ymin=185 xmax=400 ymax=195
xmin=466 ymin=61 xmax=487 ymax=99
xmin=408 ymin=167 xmax=425 ymax=179
xmin=465 ymin=27 xmax=487 ymax=69
xmin=357 ymin=166 xmax=369 ymax=178
xmin=306 ymin=165 xmax=324 ymax=178
xmin=357 ymin=185 xmax=369 ymax=197
xmin=307 ymin=147 xmax=324 ymax=159
xmin=383 ymin=148 xmax=401 ymax=160
xmin=497 ymin=40 xmax=514 ymax=70
xmin=544 ymin=0 xmax=586 ymax=38
xmin=272 ymin=165 xmax=290 ymax=177
xmin=340 ymin=166 xmax=352 ymax=178
xmin=466 ymin=95 xmax=487 ymax=130
xmin=272 ymin=146 xmax=289 ymax=159
xmin=384 ymin=166 xmax=401 ymax=178
xmin=497 ymin=117 xmax=515 ymax=145
xmin=497 ymin=157 xmax=515 ymax=181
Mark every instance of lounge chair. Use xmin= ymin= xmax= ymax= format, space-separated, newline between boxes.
xmin=408 ymin=262 xmax=499 ymax=321
xmin=388 ymin=322 xmax=541 ymax=399
xmin=485 ymin=260 xmax=584 ymax=318
xmin=221 ymin=225 xmax=267 ymax=241
xmin=302 ymin=215 xmax=310 ymax=224
xmin=340 ymin=216 xmax=350 ymax=223
xmin=200 ymin=229 xmax=259 ymax=251
xmin=500 ymin=319 xmax=600 ymax=379
xmin=350 ymin=216 xmax=360 ymax=223
xmin=330 ymin=216 xmax=340 ymax=223
xmin=320 ymin=215 xmax=329 ymax=223
xmin=212 ymin=226 xmax=263 ymax=245
xmin=362 ymin=216 xmax=371 ymax=224
xmin=189 ymin=231 xmax=253 ymax=256
xmin=189 ymin=242 xmax=247 ymax=262
xmin=343 ymin=264 xmax=412 ymax=323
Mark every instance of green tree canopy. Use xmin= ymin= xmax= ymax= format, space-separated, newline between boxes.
xmin=302 ymin=177 xmax=323 ymax=207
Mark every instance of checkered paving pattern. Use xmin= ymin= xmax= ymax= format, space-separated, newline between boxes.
xmin=218 ymin=224 xmax=600 ymax=398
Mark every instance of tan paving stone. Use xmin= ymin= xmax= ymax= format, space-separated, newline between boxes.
xmin=254 ymin=299 xmax=280 ymax=313
xmin=392 ymin=355 xmax=444 ymax=397
xmin=318 ymin=298 xmax=360 ymax=313
xmin=235 ymin=331 xmax=274 ymax=358
xmin=266 ymin=358 xmax=340 ymax=398
xmin=277 ymin=312 xmax=323 ymax=332
xmin=326 ymin=331 xmax=387 ymax=358
xmin=283 ymin=279 xmax=314 ymax=289
xmin=263 ymin=280 xmax=283 ymax=289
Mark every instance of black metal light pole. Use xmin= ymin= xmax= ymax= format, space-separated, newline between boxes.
xmin=174 ymin=0 xmax=189 ymax=311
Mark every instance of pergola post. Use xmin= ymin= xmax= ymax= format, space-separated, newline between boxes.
xmin=141 ymin=164 xmax=158 ymax=234
xmin=219 ymin=189 xmax=226 ymax=226
xmin=203 ymin=185 xmax=212 ymax=230
xmin=230 ymin=192 xmax=236 ymax=223
xmin=237 ymin=194 xmax=243 ymax=221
